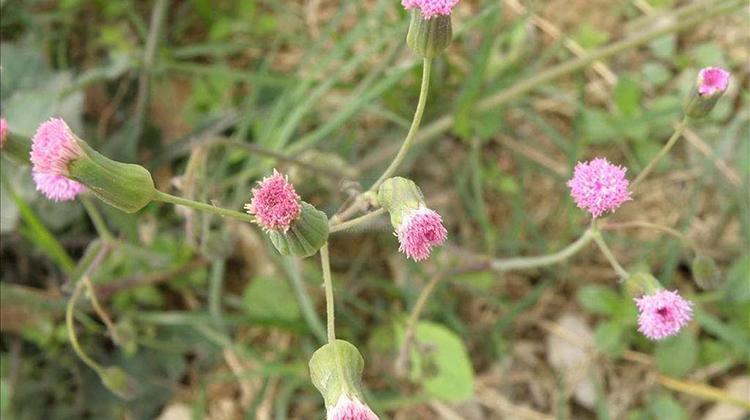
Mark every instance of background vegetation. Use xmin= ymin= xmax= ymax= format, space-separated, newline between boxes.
xmin=0 ymin=0 xmax=748 ymax=419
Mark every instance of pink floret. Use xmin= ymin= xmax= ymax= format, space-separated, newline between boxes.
xmin=397 ymin=207 xmax=447 ymax=261
xmin=698 ymin=67 xmax=730 ymax=96
xmin=0 ymin=118 xmax=8 ymax=147
xmin=567 ymin=158 xmax=632 ymax=218
xmin=635 ymin=289 xmax=693 ymax=341
xmin=30 ymin=118 xmax=83 ymax=175
xmin=327 ymin=396 xmax=380 ymax=420
xmin=245 ymin=170 xmax=302 ymax=232
xmin=402 ymin=0 xmax=459 ymax=19
xmin=32 ymin=171 xmax=86 ymax=202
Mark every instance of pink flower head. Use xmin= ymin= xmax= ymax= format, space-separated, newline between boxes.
xmin=697 ymin=67 xmax=730 ymax=96
xmin=32 ymin=171 xmax=86 ymax=201
xmin=402 ymin=0 xmax=459 ymax=19
xmin=0 ymin=118 xmax=8 ymax=148
xmin=567 ymin=158 xmax=632 ymax=218
xmin=397 ymin=207 xmax=447 ymax=261
xmin=635 ymin=289 xmax=693 ymax=340
xmin=244 ymin=170 xmax=302 ymax=232
xmin=30 ymin=118 xmax=83 ymax=175
xmin=327 ymin=395 xmax=379 ymax=420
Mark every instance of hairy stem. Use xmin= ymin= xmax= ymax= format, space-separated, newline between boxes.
xmin=320 ymin=243 xmax=336 ymax=344
xmin=330 ymin=208 xmax=387 ymax=233
xmin=491 ymin=228 xmax=595 ymax=271
xmin=592 ymin=231 xmax=629 ymax=280
xmin=631 ymin=116 xmax=689 ymax=190
xmin=154 ymin=190 xmax=254 ymax=223
xmin=66 ymin=279 xmax=103 ymax=374
xmin=369 ymin=57 xmax=433 ymax=192
xmin=81 ymin=195 xmax=114 ymax=242
xmin=603 ymin=220 xmax=699 ymax=255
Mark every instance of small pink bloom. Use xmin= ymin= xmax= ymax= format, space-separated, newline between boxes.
xmin=32 ymin=171 xmax=86 ymax=201
xmin=567 ymin=158 xmax=632 ymax=218
xmin=397 ymin=207 xmax=447 ymax=261
xmin=30 ymin=118 xmax=83 ymax=175
xmin=402 ymin=0 xmax=459 ymax=19
xmin=327 ymin=395 xmax=379 ymax=420
xmin=245 ymin=170 xmax=302 ymax=232
xmin=697 ymin=67 xmax=730 ymax=96
xmin=635 ymin=289 xmax=693 ymax=340
xmin=0 ymin=118 xmax=8 ymax=148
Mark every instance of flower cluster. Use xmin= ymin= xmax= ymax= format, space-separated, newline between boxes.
xmin=402 ymin=0 xmax=459 ymax=19
xmin=397 ymin=207 xmax=447 ymax=261
xmin=697 ymin=67 xmax=730 ymax=96
xmin=0 ymin=118 xmax=8 ymax=147
xmin=567 ymin=158 xmax=632 ymax=218
xmin=635 ymin=290 xmax=693 ymax=340
xmin=30 ymin=118 xmax=86 ymax=201
xmin=327 ymin=395 xmax=380 ymax=420
xmin=245 ymin=170 xmax=302 ymax=232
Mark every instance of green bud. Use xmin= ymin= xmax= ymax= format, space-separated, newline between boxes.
xmin=377 ymin=177 xmax=425 ymax=227
xmin=309 ymin=340 xmax=366 ymax=408
xmin=99 ymin=366 xmax=139 ymax=400
xmin=624 ymin=272 xmax=662 ymax=298
xmin=68 ymin=141 xmax=156 ymax=213
xmin=406 ymin=10 xmax=452 ymax=58
xmin=1 ymin=133 xmax=32 ymax=166
xmin=268 ymin=201 xmax=329 ymax=258
xmin=691 ymin=254 xmax=722 ymax=290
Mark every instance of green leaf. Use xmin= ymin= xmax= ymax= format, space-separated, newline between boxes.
xmin=594 ymin=321 xmax=625 ymax=357
xmin=577 ymin=285 xmax=620 ymax=315
xmin=614 ymin=76 xmax=642 ymax=118
xmin=654 ymin=332 xmax=697 ymax=377
xmin=243 ymin=276 xmax=300 ymax=322
xmin=647 ymin=393 xmax=688 ymax=420
xmin=398 ymin=321 xmax=474 ymax=402
xmin=724 ymin=256 xmax=750 ymax=303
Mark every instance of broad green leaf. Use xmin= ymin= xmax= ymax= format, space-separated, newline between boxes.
xmin=648 ymin=393 xmax=688 ymax=420
xmin=398 ymin=321 xmax=474 ymax=402
xmin=614 ymin=77 xmax=642 ymax=118
xmin=724 ymin=256 xmax=750 ymax=303
xmin=594 ymin=321 xmax=625 ymax=358
xmin=577 ymin=285 xmax=620 ymax=315
xmin=243 ymin=276 xmax=300 ymax=322
xmin=654 ymin=332 xmax=697 ymax=377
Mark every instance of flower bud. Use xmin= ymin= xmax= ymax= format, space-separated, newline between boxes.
xmin=684 ymin=67 xmax=730 ymax=119
xmin=623 ymin=272 xmax=662 ymax=298
xmin=406 ymin=10 xmax=453 ymax=58
xmin=267 ymin=201 xmax=329 ymax=258
xmin=377 ymin=177 xmax=425 ymax=227
xmin=691 ymin=254 xmax=722 ymax=290
xmin=309 ymin=340 xmax=378 ymax=419
xmin=99 ymin=366 xmax=139 ymax=400
xmin=68 ymin=141 xmax=156 ymax=213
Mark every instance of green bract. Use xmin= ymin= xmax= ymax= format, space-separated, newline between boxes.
xmin=268 ymin=201 xmax=329 ymax=258
xmin=406 ymin=10 xmax=452 ymax=58
xmin=377 ymin=176 xmax=425 ymax=227
xmin=309 ymin=340 xmax=366 ymax=408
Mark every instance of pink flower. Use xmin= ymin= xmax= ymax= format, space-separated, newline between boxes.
xmin=397 ymin=207 xmax=447 ymax=261
xmin=635 ymin=289 xmax=693 ymax=340
xmin=244 ymin=170 xmax=302 ymax=232
xmin=30 ymin=118 xmax=86 ymax=201
xmin=30 ymin=118 xmax=83 ymax=175
xmin=32 ymin=171 xmax=86 ymax=202
xmin=0 ymin=118 xmax=8 ymax=148
xmin=567 ymin=158 xmax=632 ymax=218
xmin=402 ymin=0 xmax=459 ymax=19
xmin=697 ymin=67 xmax=730 ymax=96
xmin=327 ymin=395 xmax=379 ymax=420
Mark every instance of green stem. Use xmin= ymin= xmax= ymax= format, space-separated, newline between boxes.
xmin=603 ymin=221 xmax=699 ymax=255
xmin=592 ymin=230 xmax=629 ymax=280
xmin=81 ymin=195 xmax=114 ymax=242
xmin=66 ymin=279 xmax=104 ymax=374
xmin=319 ymin=243 xmax=336 ymax=344
xmin=329 ymin=208 xmax=387 ymax=233
xmin=369 ymin=57 xmax=432 ymax=192
xmin=490 ymin=228 xmax=595 ymax=271
xmin=153 ymin=190 xmax=254 ymax=223
xmin=631 ymin=116 xmax=689 ymax=190
xmin=284 ymin=257 xmax=327 ymax=343
xmin=82 ymin=275 xmax=123 ymax=346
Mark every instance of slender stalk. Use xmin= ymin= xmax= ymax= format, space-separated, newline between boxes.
xmin=83 ymin=276 xmax=123 ymax=346
xmin=592 ymin=232 xmax=629 ymax=280
xmin=396 ymin=272 xmax=444 ymax=375
xmin=66 ymin=279 xmax=104 ymax=374
xmin=284 ymin=257 xmax=327 ymax=343
xmin=656 ymin=374 xmax=750 ymax=410
xmin=490 ymin=228 xmax=595 ymax=271
xmin=319 ymin=243 xmax=336 ymax=344
xmin=153 ymin=190 xmax=255 ymax=223
xmin=631 ymin=116 xmax=689 ymax=190
xmin=369 ymin=58 xmax=433 ymax=192
xmin=81 ymin=195 xmax=114 ymax=242
xmin=330 ymin=208 xmax=387 ymax=233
